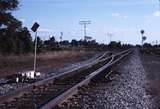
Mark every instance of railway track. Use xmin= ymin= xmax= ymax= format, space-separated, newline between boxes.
xmin=0 ymin=49 xmax=132 ymax=109
xmin=0 ymin=51 xmax=110 ymax=101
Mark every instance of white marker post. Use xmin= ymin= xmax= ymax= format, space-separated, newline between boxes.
xmin=31 ymin=22 xmax=40 ymax=78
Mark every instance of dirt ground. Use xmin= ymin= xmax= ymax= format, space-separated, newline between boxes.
xmin=141 ymin=54 xmax=160 ymax=106
xmin=0 ymin=51 xmax=97 ymax=78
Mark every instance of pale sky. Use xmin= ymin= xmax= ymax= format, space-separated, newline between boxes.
xmin=14 ymin=0 xmax=160 ymax=44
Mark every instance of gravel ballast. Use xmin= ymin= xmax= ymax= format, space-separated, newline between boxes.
xmin=60 ymin=49 xmax=156 ymax=109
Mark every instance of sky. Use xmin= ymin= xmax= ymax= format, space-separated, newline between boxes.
xmin=13 ymin=0 xmax=160 ymax=44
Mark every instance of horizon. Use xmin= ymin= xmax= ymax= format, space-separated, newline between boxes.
xmin=13 ymin=0 xmax=160 ymax=45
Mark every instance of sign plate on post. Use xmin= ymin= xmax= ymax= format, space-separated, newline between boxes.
xmin=142 ymin=36 xmax=147 ymax=41
xmin=31 ymin=22 xmax=40 ymax=32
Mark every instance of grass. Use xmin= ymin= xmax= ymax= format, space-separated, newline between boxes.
xmin=0 ymin=50 xmax=96 ymax=78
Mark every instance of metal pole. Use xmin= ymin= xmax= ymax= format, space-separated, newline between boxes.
xmin=34 ymin=31 xmax=38 ymax=74
xmin=156 ymin=40 xmax=158 ymax=45
xmin=107 ymin=33 xmax=113 ymax=44
xmin=60 ymin=32 xmax=63 ymax=42
xmin=109 ymin=35 xmax=112 ymax=44
xmin=84 ymin=24 xmax=87 ymax=39
xmin=79 ymin=21 xmax=91 ymax=40
xmin=142 ymin=34 xmax=143 ymax=50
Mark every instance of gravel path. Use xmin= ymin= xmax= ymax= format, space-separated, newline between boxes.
xmin=60 ymin=49 xmax=156 ymax=109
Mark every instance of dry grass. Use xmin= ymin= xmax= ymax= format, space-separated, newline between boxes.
xmin=37 ymin=50 xmax=86 ymax=60
xmin=0 ymin=50 xmax=95 ymax=78
xmin=142 ymin=54 xmax=160 ymax=96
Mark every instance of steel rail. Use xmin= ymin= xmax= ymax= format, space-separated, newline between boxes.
xmin=0 ymin=51 xmax=110 ymax=103
xmin=0 ymin=49 xmax=132 ymax=108
xmin=39 ymin=49 xmax=132 ymax=109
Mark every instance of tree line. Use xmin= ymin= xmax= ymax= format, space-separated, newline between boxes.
xmin=0 ymin=0 xmax=133 ymax=55
xmin=0 ymin=0 xmax=102 ymax=55
xmin=0 ymin=0 xmax=33 ymax=54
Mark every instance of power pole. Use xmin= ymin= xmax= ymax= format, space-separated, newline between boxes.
xmin=60 ymin=32 xmax=63 ymax=42
xmin=156 ymin=40 xmax=158 ymax=45
xmin=79 ymin=21 xmax=91 ymax=40
xmin=107 ymin=32 xmax=113 ymax=44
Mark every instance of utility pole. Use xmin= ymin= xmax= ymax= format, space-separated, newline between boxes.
xmin=107 ymin=32 xmax=113 ymax=44
xmin=156 ymin=40 xmax=158 ymax=45
xmin=60 ymin=32 xmax=63 ymax=42
xmin=79 ymin=21 xmax=91 ymax=40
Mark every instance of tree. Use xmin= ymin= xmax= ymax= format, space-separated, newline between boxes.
xmin=60 ymin=40 xmax=69 ymax=45
xmin=0 ymin=0 xmax=19 ymax=12
xmin=49 ymin=36 xmax=56 ymax=43
xmin=0 ymin=0 xmax=33 ymax=54
xmin=19 ymin=27 xmax=33 ymax=53
xmin=0 ymin=0 xmax=20 ymax=29
xmin=108 ymin=41 xmax=121 ymax=49
xmin=143 ymin=43 xmax=152 ymax=48
xmin=34 ymin=36 xmax=43 ymax=53
xmin=71 ymin=39 xmax=78 ymax=47
xmin=43 ymin=36 xmax=60 ymax=51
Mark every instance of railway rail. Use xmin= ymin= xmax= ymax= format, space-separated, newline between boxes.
xmin=0 ymin=51 xmax=110 ymax=102
xmin=0 ymin=49 xmax=132 ymax=109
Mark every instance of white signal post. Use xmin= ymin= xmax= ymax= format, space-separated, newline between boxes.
xmin=31 ymin=22 xmax=40 ymax=77
xmin=34 ymin=31 xmax=38 ymax=73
